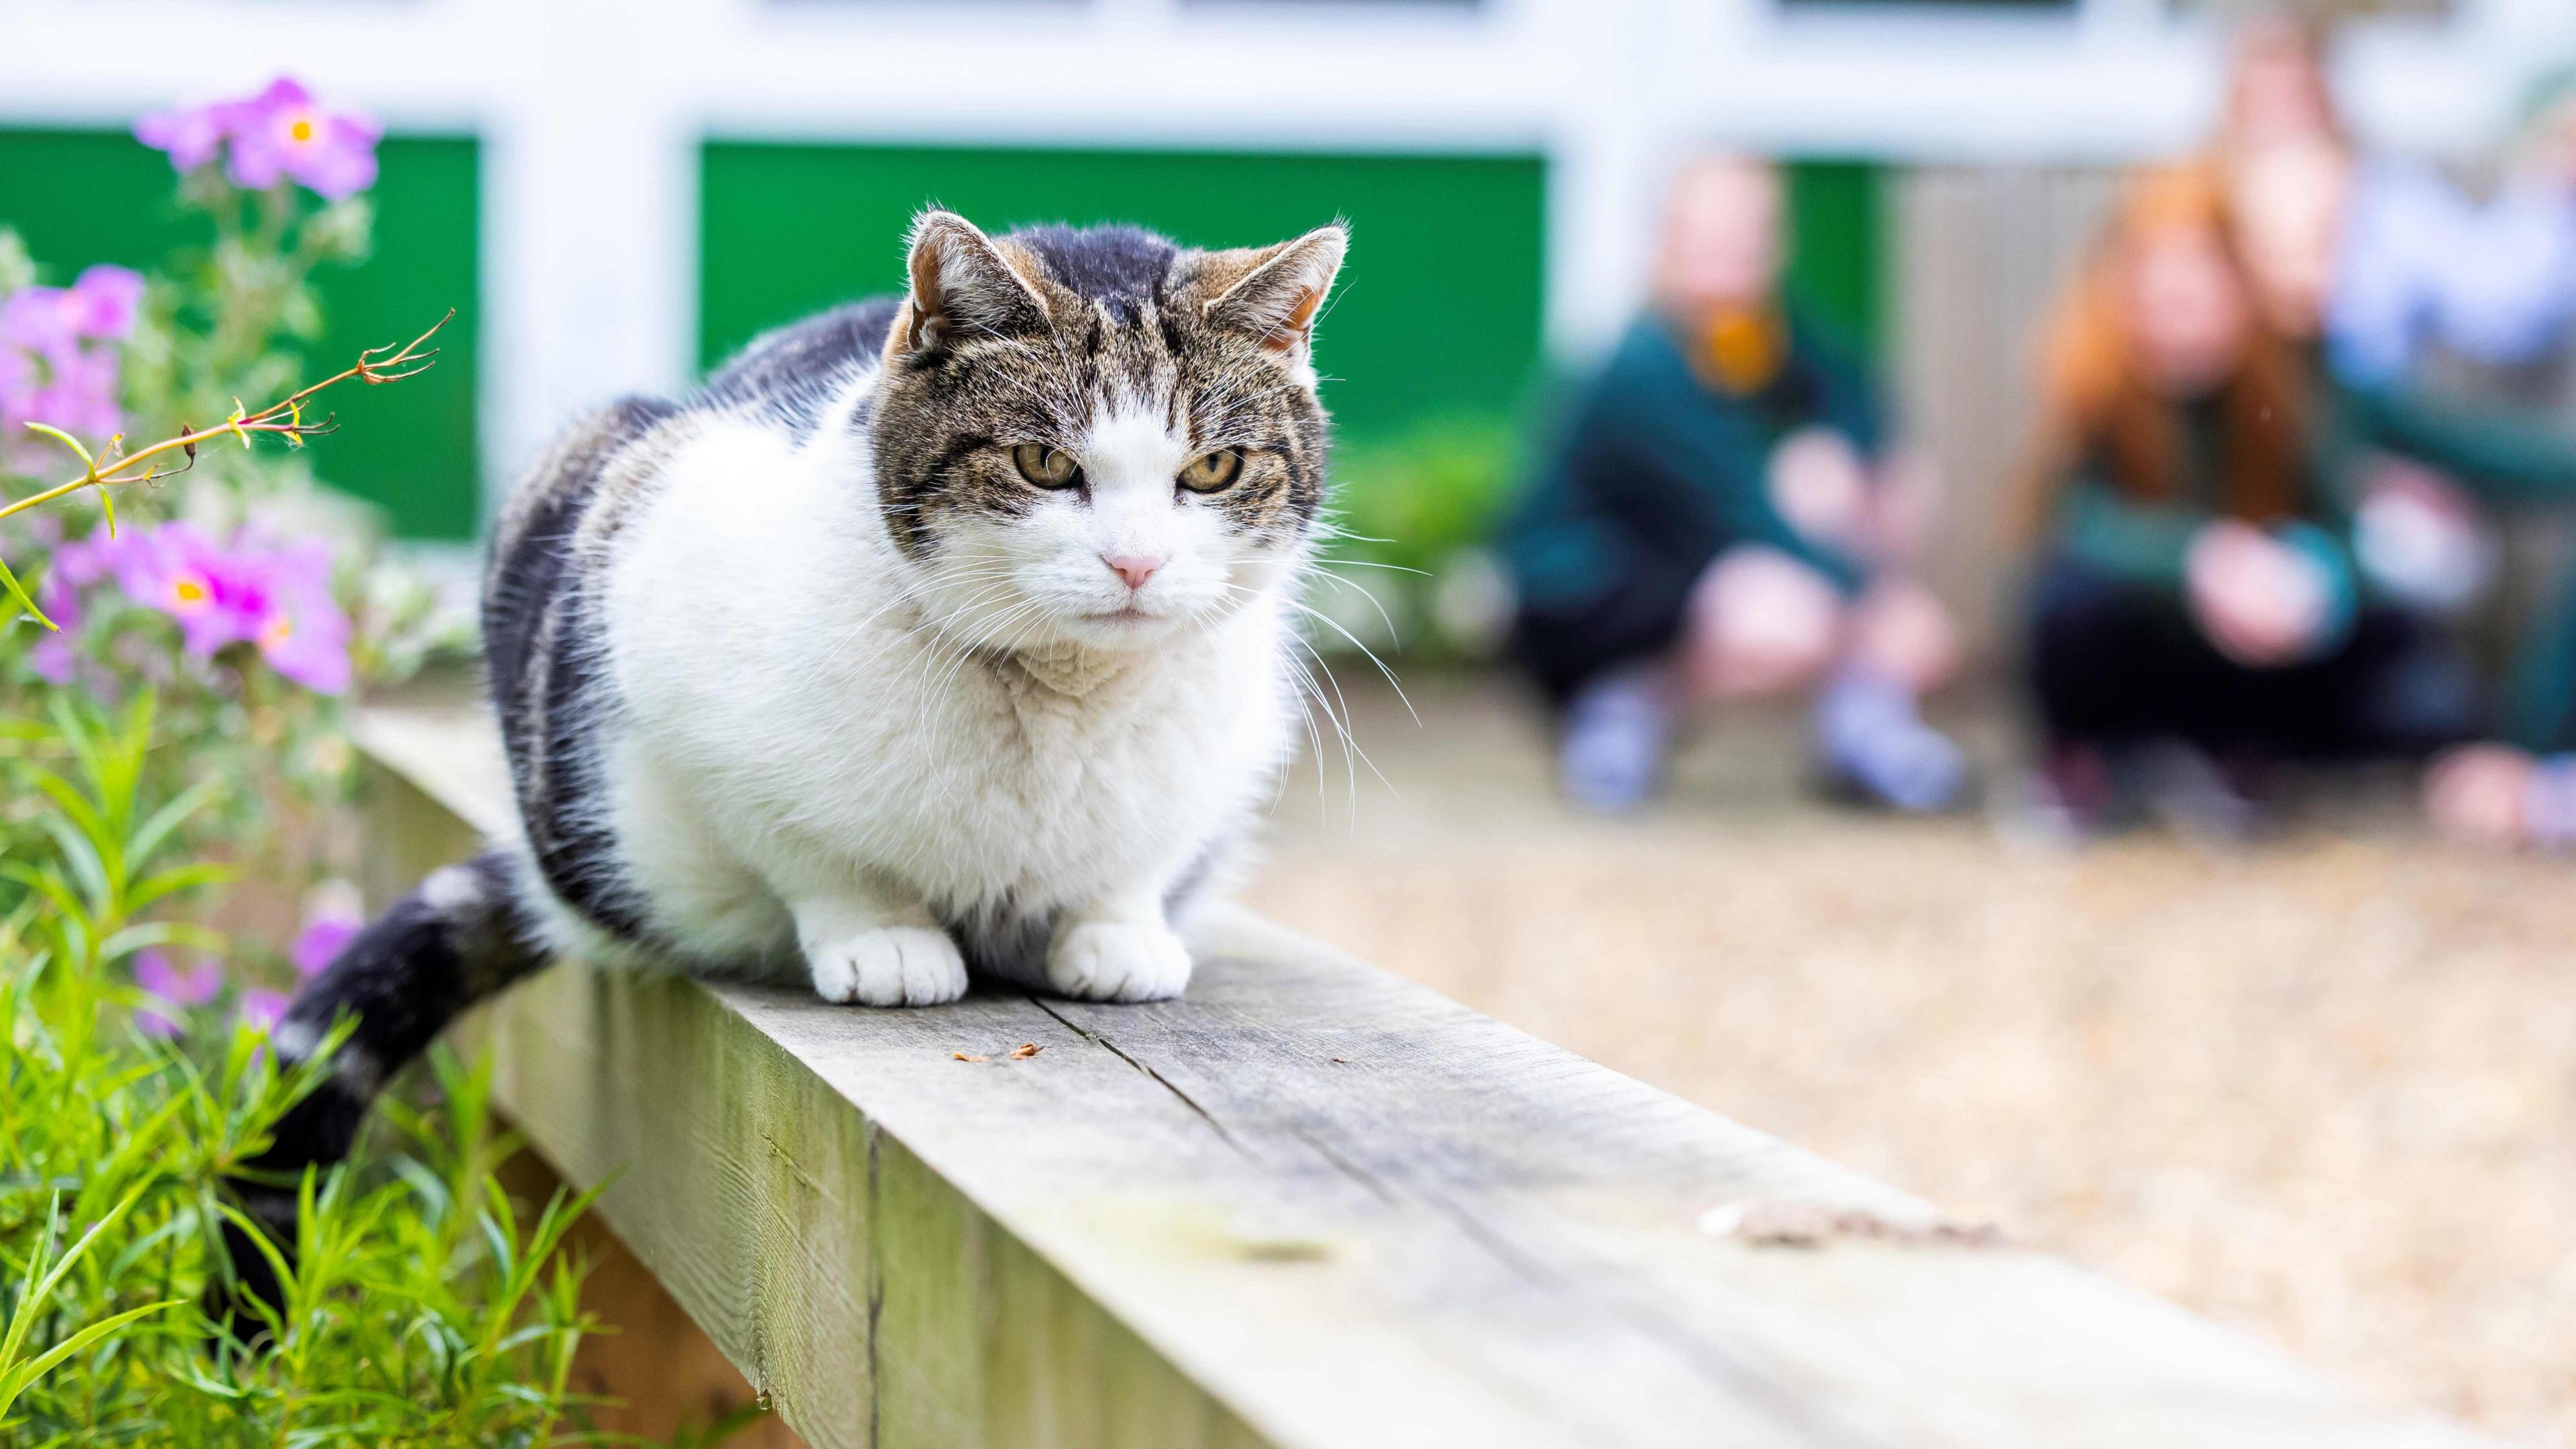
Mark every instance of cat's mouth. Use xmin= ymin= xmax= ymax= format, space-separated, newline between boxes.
xmin=1082 ymin=605 xmax=1157 ymax=625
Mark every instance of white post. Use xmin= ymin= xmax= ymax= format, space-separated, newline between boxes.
xmin=468 ymin=0 xmax=703 ymax=514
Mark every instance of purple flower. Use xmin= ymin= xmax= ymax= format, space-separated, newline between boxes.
xmin=0 ymin=266 xmax=139 ymax=452
xmin=236 ymin=989 xmax=291 ymax=1034
xmin=22 ymin=347 xmax=122 ymax=441
xmin=68 ymin=266 xmax=142 ymax=340
xmin=27 ymin=523 xmax=355 ymax=695
xmin=133 ymin=948 xmax=223 ymax=1038
xmin=0 ymin=268 xmax=140 ymax=356
xmin=25 ymin=637 xmax=75 ymax=686
xmin=254 ymin=568 xmax=354 ymax=694
xmin=109 ymin=524 xmax=246 ymax=655
xmin=24 ymin=564 xmax=85 ymax=684
xmin=101 ymin=523 xmax=354 ymax=694
xmin=235 ymin=80 xmax=381 ymax=201
xmin=0 ymin=288 xmax=76 ymax=358
xmin=290 ymin=912 xmax=360 ymax=979
xmin=135 ymin=102 xmax=227 ymax=171
xmin=142 ymin=78 xmax=381 ymax=201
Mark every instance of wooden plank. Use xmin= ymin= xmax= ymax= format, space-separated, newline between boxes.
xmin=1892 ymin=163 xmax=2119 ymax=665
xmin=358 ymin=704 xmax=2500 ymax=1449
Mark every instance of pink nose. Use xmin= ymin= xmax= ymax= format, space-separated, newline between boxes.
xmin=1103 ymin=554 xmax=1165 ymax=591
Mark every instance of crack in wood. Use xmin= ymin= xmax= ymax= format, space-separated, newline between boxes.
xmin=1030 ymin=996 xmax=1250 ymax=1157
xmin=762 ymin=1127 xmax=837 ymax=1205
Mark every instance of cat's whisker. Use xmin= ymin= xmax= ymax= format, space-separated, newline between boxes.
xmin=1309 ymin=553 xmax=1432 ymax=578
xmin=1303 ymin=567 xmax=1405 ymax=647
xmin=1306 ymin=519 xmax=1402 ymax=549
xmin=1281 ymin=597 xmax=1418 ymax=727
xmin=1277 ymin=646 xmax=1338 ymax=823
xmin=1288 ymin=631 xmax=1382 ymax=817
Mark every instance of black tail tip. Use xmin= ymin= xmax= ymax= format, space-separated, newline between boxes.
xmin=205 ymin=1189 xmax=297 ymax=1352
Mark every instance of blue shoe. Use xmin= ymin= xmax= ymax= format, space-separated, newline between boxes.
xmin=1815 ymin=669 xmax=1967 ymax=814
xmin=1558 ymin=672 xmax=1671 ymax=814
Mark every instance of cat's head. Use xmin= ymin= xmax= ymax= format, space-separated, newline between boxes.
xmin=870 ymin=211 xmax=1344 ymax=652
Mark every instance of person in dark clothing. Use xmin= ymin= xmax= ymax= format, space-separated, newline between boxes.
xmin=2017 ymin=167 xmax=2488 ymax=833
xmin=1503 ymin=154 xmax=1964 ymax=813
xmin=2199 ymin=17 xmax=2576 ymax=845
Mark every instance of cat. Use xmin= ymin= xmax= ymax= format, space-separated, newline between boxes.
xmin=224 ymin=211 xmax=1347 ymax=1305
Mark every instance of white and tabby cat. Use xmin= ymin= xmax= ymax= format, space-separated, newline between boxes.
xmin=231 ymin=212 xmax=1346 ymax=1290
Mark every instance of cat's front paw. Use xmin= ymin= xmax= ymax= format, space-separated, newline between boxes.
xmin=1046 ymin=921 xmax=1193 ymax=1003
xmin=806 ymin=926 xmax=968 ymax=1007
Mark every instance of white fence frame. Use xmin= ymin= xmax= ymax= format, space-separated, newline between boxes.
xmin=2 ymin=0 xmax=2570 ymax=518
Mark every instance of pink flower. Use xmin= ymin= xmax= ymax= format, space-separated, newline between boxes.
xmin=0 ymin=288 xmax=76 ymax=358
xmin=46 ymin=530 xmax=114 ymax=592
xmin=290 ymin=912 xmax=360 ymax=979
xmin=104 ymin=523 xmax=354 ymax=694
xmin=0 ymin=347 xmax=28 ymax=419
xmin=26 ymin=637 xmax=75 ymax=686
xmin=137 ymin=78 xmax=380 ymax=201
xmin=235 ymin=80 xmax=380 ymax=201
xmin=25 ymin=562 xmax=85 ymax=684
xmin=135 ymin=102 xmax=227 ymax=171
xmin=22 ymin=347 xmax=122 ymax=441
xmin=0 ymin=267 xmax=138 ymax=452
xmin=26 ymin=523 xmax=354 ymax=695
xmin=111 ymin=523 xmax=249 ymax=656
xmin=133 ymin=948 xmax=223 ymax=1038
xmin=236 ymin=989 xmax=292 ymax=1033
xmin=68 ymin=266 xmax=143 ymax=340
xmin=256 ymin=578 xmax=354 ymax=694
xmin=0 ymin=268 xmax=141 ymax=356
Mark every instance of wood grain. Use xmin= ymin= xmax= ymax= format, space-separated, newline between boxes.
xmin=358 ymin=704 xmax=2500 ymax=1449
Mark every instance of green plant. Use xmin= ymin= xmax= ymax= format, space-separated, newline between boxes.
xmin=0 ymin=693 xmax=603 ymax=1446
xmin=1314 ymin=413 xmax=1522 ymax=657
xmin=1 ymin=74 xmax=465 ymax=1049
xmin=0 ymin=80 xmax=767 ymax=1447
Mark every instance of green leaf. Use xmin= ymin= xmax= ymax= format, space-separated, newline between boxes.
xmin=127 ymin=775 xmax=225 ymax=875
xmin=0 ymin=1301 xmax=180 ymax=1419
xmin=0 ymin=551 xmax=55 ymax=633
xmin=19 ymin=421 xmax=96 ymax=470
xmin=125 ymin=861 xmax=238 ymax=915
xmin=32 ymin=813 xmax=109 ymax=918
xmin=0 ymin=865 xmax=86 ymax=932
xmin=0 ymin=1187 xmax=149 ymax=1391
xmin=99 ymin=920 xmax=226 ymax=965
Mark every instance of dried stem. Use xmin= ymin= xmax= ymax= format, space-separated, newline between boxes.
xmin=0 ymin=309 xmax=453 ymax=527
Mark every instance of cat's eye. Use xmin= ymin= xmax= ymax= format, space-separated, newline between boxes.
xmin=1012 ymin=443 xmax=1081 ymax=489
xmin=1177 ymin=449 xmax=1243 ymax=494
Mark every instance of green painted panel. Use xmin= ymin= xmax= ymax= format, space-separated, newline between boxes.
xmin=0 ymin=129 xmax=481 ymax=539
xmin=1784 ymin=158 xmax=1888 ymax=363
xmin=699 ymin=142 xmax=1547 ymax=444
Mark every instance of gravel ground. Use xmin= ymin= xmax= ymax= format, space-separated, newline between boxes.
xmin=1240 ymin=672 xmax=2576 ymax=1446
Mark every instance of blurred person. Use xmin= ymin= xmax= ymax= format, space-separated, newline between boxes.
xmin=2212 ymin=9 xmax=2344 ymax=164
xmin=2334 ymin=64 xmax=2576 ymax=385
xmin=2210 ymin=28 xmax=2576 ymax=844
xmin=2232 ymin=114 xmax=2576 ymax=623
xmin=2017 ymin=168 xmax=2485 ymax=834
xmin=1501 ymin=153 xmax=1964 ymax=815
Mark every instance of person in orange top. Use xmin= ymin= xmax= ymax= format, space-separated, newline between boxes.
xmin=1501 ymin=154 xmax=1964 ymax=813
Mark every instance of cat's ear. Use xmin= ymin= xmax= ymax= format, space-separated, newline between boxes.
xmin=1199 ymin=224 xmax=1348 ymax=356
xmin=889 ymin=209 xmax=1051 ymax=360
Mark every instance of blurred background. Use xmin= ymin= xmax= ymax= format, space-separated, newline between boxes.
xmin=8 ymin=0 xmax=2576 ymax=1442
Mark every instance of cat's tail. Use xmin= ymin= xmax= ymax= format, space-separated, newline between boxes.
xmin=218 ymin=849 xmax=553 ymax=1332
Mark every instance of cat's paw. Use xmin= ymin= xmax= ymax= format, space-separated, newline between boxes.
xmin=806 ymin=926 xmax=968 ymax=1007
xmin=1046 ymin=921 xmax=1193 ymax=1003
